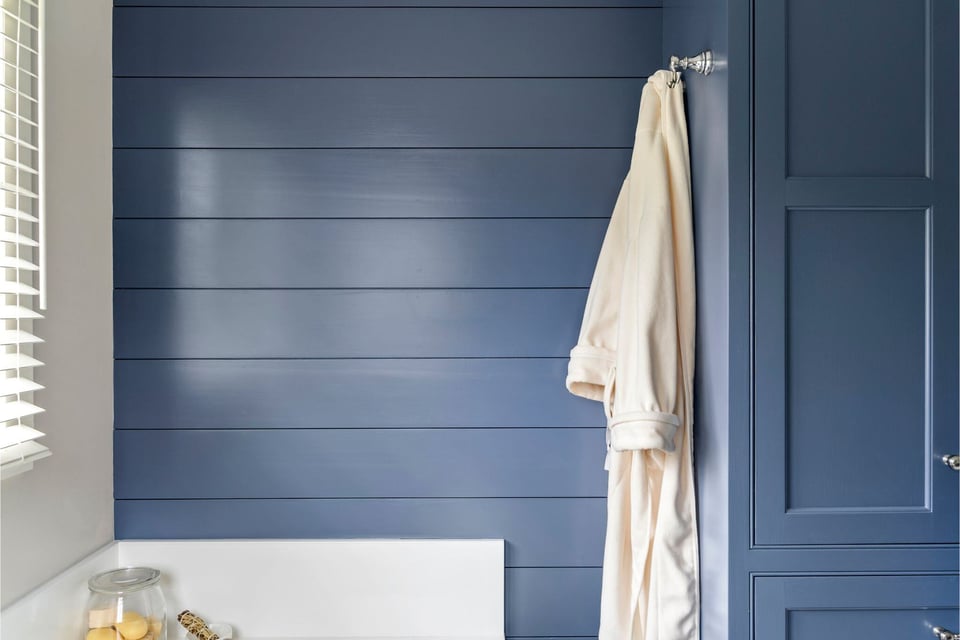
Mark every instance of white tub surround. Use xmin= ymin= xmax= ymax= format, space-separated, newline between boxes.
xmin=1 ymin=539 xmax=505 ymax=640
xmin=1 ymin=541 xmax=119 ymax=639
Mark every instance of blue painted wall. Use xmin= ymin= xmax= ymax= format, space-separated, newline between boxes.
xmin=112 ymin=4 xmax=663 ymax=637
xmin=661 ymin=1 xmax=728 ymax=637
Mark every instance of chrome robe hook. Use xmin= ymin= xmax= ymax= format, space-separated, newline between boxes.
xmin=668 ymin=50 xmax=715 ymax=87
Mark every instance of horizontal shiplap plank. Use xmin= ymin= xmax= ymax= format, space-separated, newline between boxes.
xmin=115 ymin=497 xmax=605 ymax=566
xmin=113 ymin=149 xmax=630 ymax=218
xmin=114 ymin=78 xmax=644 ymax=148
xmin=114 ymin=8 xmax=660 ymax=77
xmin=115 ymin=218 xmax=607 ymax=288
xmin=114 ymin=428 xmax=607 ymax=498
xmin=114 ymin=289 xmax=586 ymax=358
xmin=115 ymin=359 xmax=605 ymax=428
xmin=507 ymin=567 xmax=601 ymax=637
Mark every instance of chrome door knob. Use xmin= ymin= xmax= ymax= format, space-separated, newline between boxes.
xmin=942 ymin=454 xmax=960 ymax=471
xmin=933 ymin=626 xmax=959 ymax=640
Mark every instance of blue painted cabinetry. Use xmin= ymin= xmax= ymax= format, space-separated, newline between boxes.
xmin=756 ymin=575 xmax=959 ymax=640
xmin=740 ymin=0 xmax=959 ymax=637
xmin=753 ymin=0 xmax=958 ymax=543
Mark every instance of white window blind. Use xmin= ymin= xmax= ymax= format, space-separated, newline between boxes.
xmin=0 ymin=0 xmax=45 ymax=480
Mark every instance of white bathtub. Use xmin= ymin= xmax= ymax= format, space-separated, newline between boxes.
xmin=2 ymin=539 xmax=505 ymax=640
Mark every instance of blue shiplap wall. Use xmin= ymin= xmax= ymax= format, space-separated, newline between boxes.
xmin=112 ymin=4 xmax=663 ymax=637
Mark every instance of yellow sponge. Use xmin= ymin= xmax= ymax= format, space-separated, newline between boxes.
xmin=114 ymin=611 xmax=149 ymax=640
xmin=86 ymin=628 xmax=119 ymax=640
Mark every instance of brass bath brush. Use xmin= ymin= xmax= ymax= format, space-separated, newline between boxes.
xmin=177 ymin=610 xmax=220 ymax=640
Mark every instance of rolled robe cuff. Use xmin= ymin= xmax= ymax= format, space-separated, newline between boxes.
xmin=565 ymin=345 xmax=615 ymax=402
xmin=608 ymin=410 xmax=681 ymax=452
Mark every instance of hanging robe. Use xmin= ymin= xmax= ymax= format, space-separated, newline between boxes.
xmin=566 ymin=70 xmax=699 ymax=640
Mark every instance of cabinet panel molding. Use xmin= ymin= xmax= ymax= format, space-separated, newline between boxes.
xmin=755 ymin=575 xmax=959 ymax=640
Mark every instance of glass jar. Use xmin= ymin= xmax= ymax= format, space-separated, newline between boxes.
xmin=85 ymin=567 xmax=167 ymax=640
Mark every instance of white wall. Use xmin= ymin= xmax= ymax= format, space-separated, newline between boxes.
xmin=1 ymin=0 xmax=113 ymax=608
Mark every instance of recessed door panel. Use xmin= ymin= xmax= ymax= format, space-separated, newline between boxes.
xmin=755 ymin=204 xmax=957 ymax=545
xmin=785 ymin=209 xmax=926 ymax=511
xmin=755 ymin=575 xmax=959 ymax=640
xmin=785 ymin=0 xmax=928 ymax=178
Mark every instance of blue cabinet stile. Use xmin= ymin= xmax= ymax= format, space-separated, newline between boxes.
xmin=112 ymin=4 xmax=664 ymax=638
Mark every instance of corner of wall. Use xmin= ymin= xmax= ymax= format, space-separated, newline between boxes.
xmin=0 ymin=542 xmax=118 ymax=638
xmin=661 ymin=1 xmax=730 ymax=638
xmin=0 ymin=0 xmax=114 ymax=608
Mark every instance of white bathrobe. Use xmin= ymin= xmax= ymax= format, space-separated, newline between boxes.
xmin=566 ymin=70 xmax=699 ymax=640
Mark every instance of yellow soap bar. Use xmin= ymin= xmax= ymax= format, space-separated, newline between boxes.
xmin=87 ymin=628 xmax=119 ymax=640
xmin=88 ymin=607 xmax=117 ymax=629
xmin=114 ymin=611 xmax=149 ymax=640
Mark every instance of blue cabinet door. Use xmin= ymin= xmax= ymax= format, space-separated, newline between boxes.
xmin=752 ymin=0 xmax=959 ymax=547
xmin=755 ymin=575 xmax=959 ymax=640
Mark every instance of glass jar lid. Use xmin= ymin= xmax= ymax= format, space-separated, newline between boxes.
xmin=88 ymin=567 xmax=161 ymax=595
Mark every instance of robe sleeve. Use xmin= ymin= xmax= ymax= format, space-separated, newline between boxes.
xmin=565 ymin=174 xmax=631 ymax=403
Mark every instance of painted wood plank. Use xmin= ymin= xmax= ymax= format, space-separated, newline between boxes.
xmin=115 ymin=0 xmax=658 ymax=6
xmin=114 ymin=359 xmax=605 ymax=428
xmin=113 ymin=78 xmax=644 ymax=148
xmin=114 ymin=218 xmax=607 ymax=288
xmin=114 ymin=428 xmax=607 ymax=498
xmin=114 ymin=289 xmax=587 ymax=358
xmin=506 ymin=567 xmax=600 ymax=637
xmin=115 ymin=497 xmax=606 ymax=567
xmin=114 ymin=8 xmax=661 ymax=77
xmin=113 ymin=149 xmax=630 ymax=219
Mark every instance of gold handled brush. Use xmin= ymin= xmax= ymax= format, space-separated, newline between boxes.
xmin=177 ymin=610 xmax=220 ymax=640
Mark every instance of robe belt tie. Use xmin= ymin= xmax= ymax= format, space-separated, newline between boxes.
xmin=602 ymin=366 xmax=616 ymax=470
